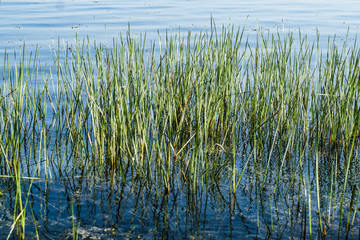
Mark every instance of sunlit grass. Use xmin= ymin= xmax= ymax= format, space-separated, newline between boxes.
xmin=1 ymin=23 xmax=360 ymax=239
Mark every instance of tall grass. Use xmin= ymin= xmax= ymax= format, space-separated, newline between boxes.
xmin=0 ymin=23 xmax=359 ymax=238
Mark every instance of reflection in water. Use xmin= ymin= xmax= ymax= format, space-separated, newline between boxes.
xmin=1 ymin=145 xmax=359 ymax=239
xmin=2 ymin=175 xmax=253 ymax=239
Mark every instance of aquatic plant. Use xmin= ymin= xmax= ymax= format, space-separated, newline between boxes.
xmin=0 ymin=23 xmax=359 ymax=239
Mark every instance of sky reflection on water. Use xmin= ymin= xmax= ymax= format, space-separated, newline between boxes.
xmin=1 ymin=0 xmax=360 ymax=59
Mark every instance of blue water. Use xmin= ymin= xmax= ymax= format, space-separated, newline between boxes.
xmin=1 ymin=0 xmax=360 ymax=61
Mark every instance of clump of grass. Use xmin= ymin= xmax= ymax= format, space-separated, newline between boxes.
xmin=0 ymin=23 xmax=360 ymax=238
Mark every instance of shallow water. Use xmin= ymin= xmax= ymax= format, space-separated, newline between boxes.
xmin=1 ymin=1 xmax=360 ymax=239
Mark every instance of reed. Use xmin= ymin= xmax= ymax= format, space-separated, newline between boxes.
xmin=0 ymin=23 xmax=359 ymax=238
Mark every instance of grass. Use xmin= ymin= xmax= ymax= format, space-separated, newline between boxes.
xmin=0 ymin=23 xmax=360 ymax=239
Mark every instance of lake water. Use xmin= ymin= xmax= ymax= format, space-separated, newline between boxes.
xmin=2 ymin=0 xmax=360 ymax=61
xmin=1 ymin=0 xmax=360 ymax=239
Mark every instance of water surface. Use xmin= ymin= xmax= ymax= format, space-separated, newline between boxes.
xmin=1 ymin=0 xmax=360 ymax=59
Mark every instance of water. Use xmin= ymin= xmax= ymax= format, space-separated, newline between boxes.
xmin=1 ymin=0 xmax=360 ymax=60
xmin=1 ymin=1 xmax=360 ymax=239
xmin=2 ymin=176 xmax=261 ymax=239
